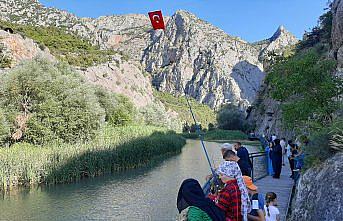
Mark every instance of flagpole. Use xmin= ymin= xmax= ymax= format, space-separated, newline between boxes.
xmin=149 ymin=10 xmax=219 ymax=188
xmin=179 ymin=83 xmax=218 ymax=184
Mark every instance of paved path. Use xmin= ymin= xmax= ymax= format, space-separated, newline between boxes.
xmin=255 ymin=160 xmax=294 ymax=221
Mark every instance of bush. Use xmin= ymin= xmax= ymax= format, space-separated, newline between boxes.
xmin=216 ymin=104 xmax=253 ymax=132
xmin=95 ymin=87 xmax=136 ymax=127
xmin=0 ymin=43 xmax=12 ymax=68
xmin=139 ymin=102 xmax=182 ymax=131
xmin=0 ymin=59 xmax=105 ymax=144
xmin=154 ymin=91 xmax=215 ymax=129
xmin=303 ymin=116 xmax=343 ymax=169
xmin=208 ymin=123 xmax=215 ymax=131
xmin=298 ymin=11 xmax=333 ymax=50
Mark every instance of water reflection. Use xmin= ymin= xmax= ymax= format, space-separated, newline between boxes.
xmin=0 ymin=140 xmax=259 ymax=221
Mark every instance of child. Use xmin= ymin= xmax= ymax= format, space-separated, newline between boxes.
xmin=264 ymin=192 xmax=280 ymax=221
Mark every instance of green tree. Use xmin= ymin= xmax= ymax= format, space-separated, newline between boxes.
xmin=94 ymin=87 xmax=135 ymax=127
xmin=0 ymin=59 xmax=105 ymax=144
xmin=216 ymin=104 xmax=252 ymax=132
xmin=267 ymin=49 xmax=341 ymax=129
xmin=140 ymin=102 xmax=182 ymax=131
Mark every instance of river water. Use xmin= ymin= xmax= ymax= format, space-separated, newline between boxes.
xmin=0 ymin=140 xmax=261 ymax=221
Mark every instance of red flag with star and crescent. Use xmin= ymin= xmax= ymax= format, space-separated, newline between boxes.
xmin=148 ymin=10 xmax=165 ymax=30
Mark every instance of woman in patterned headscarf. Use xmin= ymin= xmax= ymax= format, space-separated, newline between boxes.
xmin=217 ymin=149 xmax=252 ymax=221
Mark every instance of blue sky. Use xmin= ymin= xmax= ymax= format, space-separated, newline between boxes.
xmin=40 ymin=0 xmax=329 ymax=42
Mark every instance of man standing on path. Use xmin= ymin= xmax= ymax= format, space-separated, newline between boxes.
xmin=234 ymin=142 xmax=253 ymax=176
xmin=243 ymin=176 xmax=265 ymax=221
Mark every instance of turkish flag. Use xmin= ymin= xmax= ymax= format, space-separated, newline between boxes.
xmin=148 ymin=10 xmax=165 ymax=30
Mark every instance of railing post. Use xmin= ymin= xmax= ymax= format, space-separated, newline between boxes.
xmin=251 ymin=157 xmax=254 ymax=182
xmin=266 ymin=148 xmax=273 ymax=176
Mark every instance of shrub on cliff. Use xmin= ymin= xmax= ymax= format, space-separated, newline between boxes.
xmin=0 ymin=59 xmax=105 ymax=144
xmin=0 ymin=20 xmax=115 ymax=67
xmin=267 ymin=49 xmax=341 ymax=130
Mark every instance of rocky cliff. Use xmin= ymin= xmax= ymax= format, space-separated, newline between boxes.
xmin=0 ymin=30 xmax=54 ymax=67
xmin=143 ymin=10 xmax=264 ymax=109
xmin=143 ymin=11 xmax=297 ymax=109
xmin=0 ymin=0 xmax=152 ymax=62
xmin=254 ymin=25 xmax=298 ymax=69
xmin=0 ymin=0 xmax=298 ymax=111
xmin=0 ymin=29 xmax=155 ymax=107
xmin=289 ymin=152 xmax=343 ymax=221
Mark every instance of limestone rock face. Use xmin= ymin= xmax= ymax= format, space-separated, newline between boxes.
xmin=143 ymin=10 xmax=266 ymax=109
xmin=290 ymin=152 xmax=343 ymax=221
xmin=0 ymin=0 xmax=298 ymax=111
xmin=253 ymin=25 xmax=298 ymax=68
xmin=76 ymin=58 xmax=154 ymax=107
xmin=246 ymin=85 xmax=294 ymax=139
xmin=0 ymin=0 xmax=152 ymax=62
xmin=332 ymin=0 xmax=343 ymax=70
xmin=0 ymin=30 xmax=54 ymax=67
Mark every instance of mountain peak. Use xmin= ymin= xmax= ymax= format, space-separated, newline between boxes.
xmin=270 ymin=25 xmax=294 ymax=41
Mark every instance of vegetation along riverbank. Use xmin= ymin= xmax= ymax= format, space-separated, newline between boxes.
xmin=0 ymin=59 xmax=186 ymax=191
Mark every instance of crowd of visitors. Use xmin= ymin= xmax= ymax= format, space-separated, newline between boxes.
xmin=264 ymin=134 xmax=305 ymax=180
xmin=177 ymin=141 xmax=285 ymax=221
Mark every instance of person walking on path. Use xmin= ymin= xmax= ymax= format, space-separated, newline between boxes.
xmin=264 ymin=192 xmax=280 ymax=221
xmin=270 ymin=139 xmax=282 ymax=179
xmin=234 ymin=142 xmax=253 ymax=177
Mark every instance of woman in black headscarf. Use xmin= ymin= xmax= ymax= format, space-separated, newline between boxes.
xmin=177 ymin=178 xmax=225 ymax=221
xmin=270 ymin=139 xmax=283 ymax=178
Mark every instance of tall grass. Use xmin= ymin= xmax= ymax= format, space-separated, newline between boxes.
xmin=0 ymin=125 xmax=186 ymax=191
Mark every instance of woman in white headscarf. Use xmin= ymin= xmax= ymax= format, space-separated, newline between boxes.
xmin=217 ymin=150 xmax=251 ymax=221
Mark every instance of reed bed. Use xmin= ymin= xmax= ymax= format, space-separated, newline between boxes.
xmin=0 ymin=125 xmax=186 ymax=191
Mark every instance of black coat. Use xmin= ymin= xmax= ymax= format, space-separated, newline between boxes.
xmin=271 ymin=144 xmax=283 ymax=161
xmin=237 ymin=146 xmax=252 ymax=175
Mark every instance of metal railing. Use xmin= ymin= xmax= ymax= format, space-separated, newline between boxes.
xmin=249 ymin=151 xmax=269 ymax=182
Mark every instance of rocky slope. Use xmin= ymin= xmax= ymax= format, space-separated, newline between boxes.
xmin=289 ymin=152 xmax=343 ymax=221
xmin=0 ymin=0 xmax=152 ymax=62
xmin=0 ymin=29 xmax=154 ymax=107
xmin=0 ymin=0 xmax=298 ymax=111
xmin=76 ymin=59 xmax=154 ymax=107
xmin=0 ymin=30 xmax=54 ymax=67
xmin=246 ymin=85 xmax=293 ymax=138
xmin=143 ymin=11 xmax=297 ymax=109
xmin=254 ymin=25 xmax=298 ymax=69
